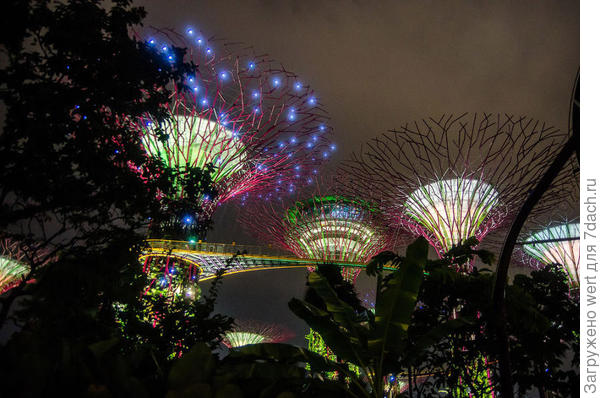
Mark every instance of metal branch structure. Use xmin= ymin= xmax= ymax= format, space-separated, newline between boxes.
xmin=521 ymin=219 xmax=580 ymax=288
xmin=131 ymin=26 xmax=334 ymax=296
xmin=0 ymin=239 xmax=30 ymax=294
xmin=341 ymin=113 xmax=572 ymax=259
xmin=240 ymin=177 xmax=404 ymax=282
xmin=222 ymin=319 xmax=293 ymax=348
xmin=134 ymin=27 xmax=333 ymax=219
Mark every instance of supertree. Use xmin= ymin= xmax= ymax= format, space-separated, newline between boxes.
xmin=241 ymin=176 xmax=404 ymax=383
xmin=341 ymin=113 xmax=575 ymax=261
xmin=222 ymin=319 xmax=293 ymax=348
xmin=0 ymin=239 xmax=30 ymax=294
xmin=132 ymin=26 xmax=333 ymax=243
xmin=240 ymin=176 xmax=403 ymax=283
xmin=521 ymin=219 xmax=580 ymax=288
xmin=131 ymin=26 xmax=333 ymax=299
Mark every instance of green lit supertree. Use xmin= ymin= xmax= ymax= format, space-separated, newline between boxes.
xmin=342 ymin=113 xmax=575 ymax=262
xmin=522 ymin=219 xmax=579 ymax=288
xmin=240 ymin=177 xmax=403 ymax=283
xmin=132 ymin=26 xmax=333 ymax=244
xmin=0 ymin=239 xmax=30 ymax=294
xmin=241 ymin=177 xmax=407 ymax=384
xmin=222 ymin=320 xmax=292 ymax=348
xmin=132 ymin=25 xmax=333 ymax=300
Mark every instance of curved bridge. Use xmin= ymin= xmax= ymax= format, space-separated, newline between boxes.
xmin=141 ymin=239 xmax=390 ymax=281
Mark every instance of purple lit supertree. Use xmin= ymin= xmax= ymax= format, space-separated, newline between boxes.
xmin=222 ymin=319 xmax=293 ymax=348
xmin=131 ymin=26 xmax=333 ymax=243
xmin=240 ymin=176 xmax=404 ymax=283
xmin=341 ymin=113 xmax=575 ymax=261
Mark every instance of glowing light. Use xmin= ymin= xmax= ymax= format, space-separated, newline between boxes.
xmin=186 ymin=28 xmax=194 ymax=35
xmin=308 ymin=96 xmax=317 ymax=106
xmin=283 ymin=196 xmax=386 ymax=264
xmin=222 ymin=321 xmax=292 ymax=348
xmin=141 ymin=114 xmax=247 ymax=188
xmin=319 ymin=125 xmax=326 ymax=131
xmin=248 ymin=61 xmax=256 ymax=70
xmin=196 ymin=38 xmax=203 ymax=45
xmin=404 ymin=178 xmax=499 ymax=254
xmin=219 ymin=71 xmax=228 ymax=80
xmin=523 ymin=222 xmax=579 ymax=287
xmin=272 ymin=78 xmax=281 ymax=87
xmin=148 ymin=38 xmax=156 ymax=45
xmin=294 ymin=82 xmax=302 ymax=90
xmin=0 ymin=256 xmax=29 ymax=294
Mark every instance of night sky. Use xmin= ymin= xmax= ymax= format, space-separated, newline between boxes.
xmin=140 ymin=1 xmax=579 ymax=346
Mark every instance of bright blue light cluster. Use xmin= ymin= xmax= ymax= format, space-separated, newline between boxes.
xmin=308 ymin=96 xmax=317 ymax=106
xmin=288 ymin=108 xmax=297 ymax=121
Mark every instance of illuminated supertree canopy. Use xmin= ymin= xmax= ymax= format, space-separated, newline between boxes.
xmin=522 ymin=220 xmax=580 ymax=287
xmin=222 ymin=320 xmax=292 ymax=348
xmin=133 ymin=26 xmax=333 ymax=228
xmin=341 ymin=113 xmax=575 ymax=258
xmin=0 ymin=239 xmax=31 ymax=294
xmin=240 ymin=177 xmax=401 ymax=278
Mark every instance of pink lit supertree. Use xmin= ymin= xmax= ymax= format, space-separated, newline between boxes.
xmin=341 ymin=113 xmax=576 ymax=262
xmin=130 ymin=26 xmax=334 ymax=299
xmin=222 ymin=319 xmax=293 ymax=348
xmin=240 ymin=176 xmax=406 ymax=283
xmin=131 ymin=26 xmax=333 ymax=243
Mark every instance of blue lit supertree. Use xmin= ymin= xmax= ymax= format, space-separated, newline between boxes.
xmin=131 ymin=26 xmax=335 ymax=298
xmin=132 ymin=26 xmax=334 ymax=243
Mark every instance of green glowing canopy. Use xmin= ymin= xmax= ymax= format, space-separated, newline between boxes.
xmin=523 ymin=222 xmax=579 ymax=286
xmin=141 ymin=114 xmax=246 ymax=188
xmin=285 ymin=195 xmax=379 ymax=225
xmin=0 ymin=255 xmax=29 ymax=292
xmin=224 ymin=331 xmax=266 ymax=347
